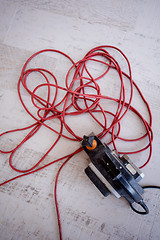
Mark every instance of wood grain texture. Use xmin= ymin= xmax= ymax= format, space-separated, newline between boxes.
xmin=0 ymin=0 xmax=160 ymax=239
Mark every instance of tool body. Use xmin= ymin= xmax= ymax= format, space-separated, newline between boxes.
xmin=82 ymin=135 xmax=145 ymax=205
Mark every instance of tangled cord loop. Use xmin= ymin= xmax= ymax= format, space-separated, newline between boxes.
xmin=0 ymin=46 xmax=153 ymax=240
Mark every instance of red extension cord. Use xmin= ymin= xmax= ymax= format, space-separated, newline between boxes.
xmin=0 ymin=46 xmax=153 ymax=240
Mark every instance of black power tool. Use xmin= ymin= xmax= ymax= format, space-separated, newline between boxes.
xmin=82 ymin=134 xmax=149 ymax=213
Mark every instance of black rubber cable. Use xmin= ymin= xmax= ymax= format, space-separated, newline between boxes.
xmin=130 ymin=185 xmax=160 ymax=215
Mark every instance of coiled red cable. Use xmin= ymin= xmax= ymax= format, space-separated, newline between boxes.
xmin=0 ymin=46 xmax=153 ymax=240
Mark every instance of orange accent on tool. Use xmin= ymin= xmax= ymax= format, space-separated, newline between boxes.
xmin=86 ymin=139 xmax=97 ymax=150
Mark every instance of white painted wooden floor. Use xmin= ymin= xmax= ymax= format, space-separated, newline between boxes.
xmin=0 ymin=1 xmax=160 ymax=240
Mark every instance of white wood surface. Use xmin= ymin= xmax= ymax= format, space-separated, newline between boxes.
xmin=0 ymin=1 xmax=160 ymax=240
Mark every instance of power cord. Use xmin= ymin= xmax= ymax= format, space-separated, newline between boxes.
xmin=0 ymin=46 xmax=155 ymax=240
xmin=130 ymin=186 xmax=160 ymax=215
